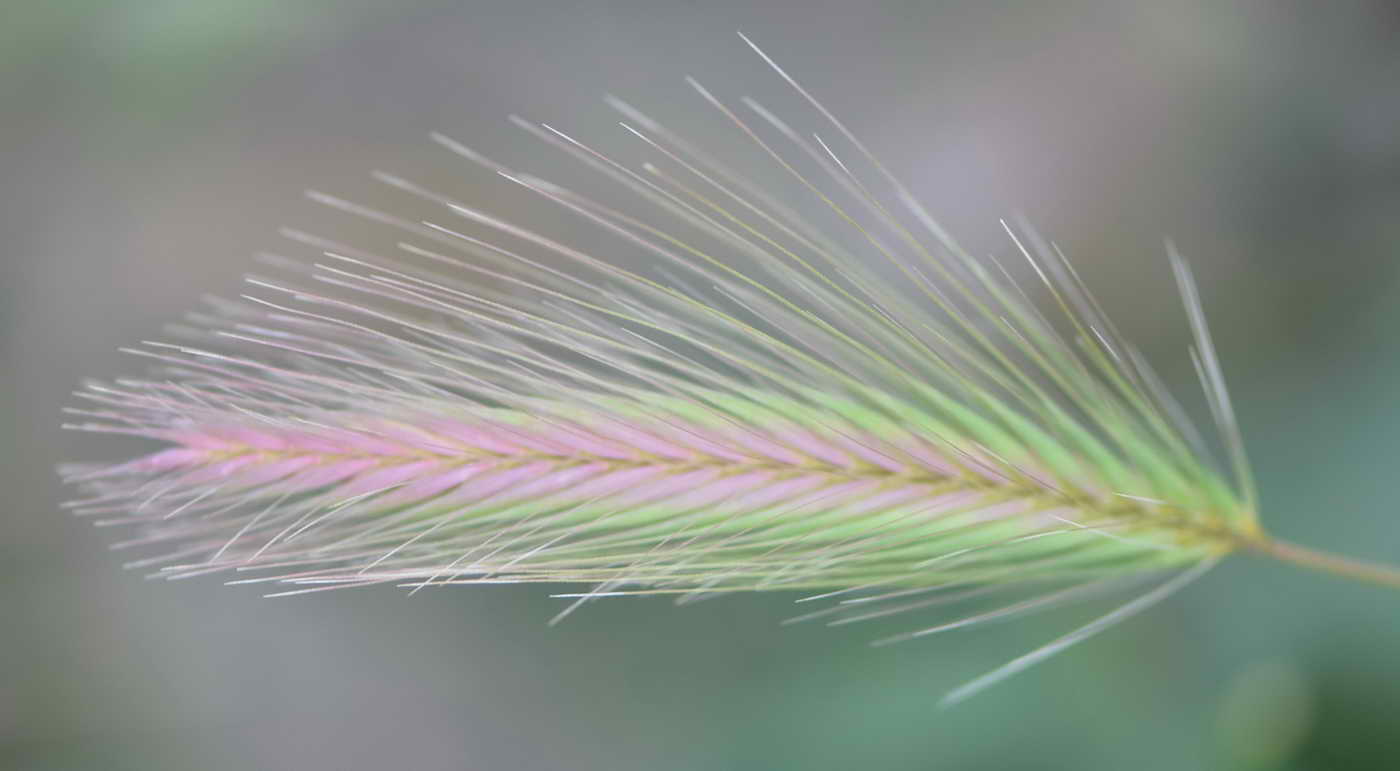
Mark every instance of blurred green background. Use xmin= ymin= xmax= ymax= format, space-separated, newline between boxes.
xmin=4 ymin=1 xmax=1399 ymax=769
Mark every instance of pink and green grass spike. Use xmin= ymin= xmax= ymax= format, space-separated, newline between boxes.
xmin=62 ymin=32 xmax=1400 ymax=703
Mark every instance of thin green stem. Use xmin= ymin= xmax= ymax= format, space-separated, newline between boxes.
xmin=1243 ymin=536 xmax=1400 ymax=590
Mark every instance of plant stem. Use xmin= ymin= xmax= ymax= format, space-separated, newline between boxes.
xmin=1242 ymin=535 xmax=1400 ymax=590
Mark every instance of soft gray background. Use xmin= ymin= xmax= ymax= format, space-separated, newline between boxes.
xmin=4 ymin=2 xmax=1399 ymax=769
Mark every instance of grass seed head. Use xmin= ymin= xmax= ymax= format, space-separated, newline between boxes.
xmin=61 ymin=33 xmax=1399 ymax=703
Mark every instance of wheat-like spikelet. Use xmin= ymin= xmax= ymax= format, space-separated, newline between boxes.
xmin=61 ymin=33 xmax=1400 ymax=703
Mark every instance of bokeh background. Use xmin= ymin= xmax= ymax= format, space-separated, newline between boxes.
xmin=4 ymin=2 xmax=1400 ymax=769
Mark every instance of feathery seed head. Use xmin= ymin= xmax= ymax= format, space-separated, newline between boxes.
xmin=66 ymin=33 xmax=1367 ymax=703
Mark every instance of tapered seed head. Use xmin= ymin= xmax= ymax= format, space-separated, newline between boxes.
xmin=62 ymin=34 xmax=1259 ymax=700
